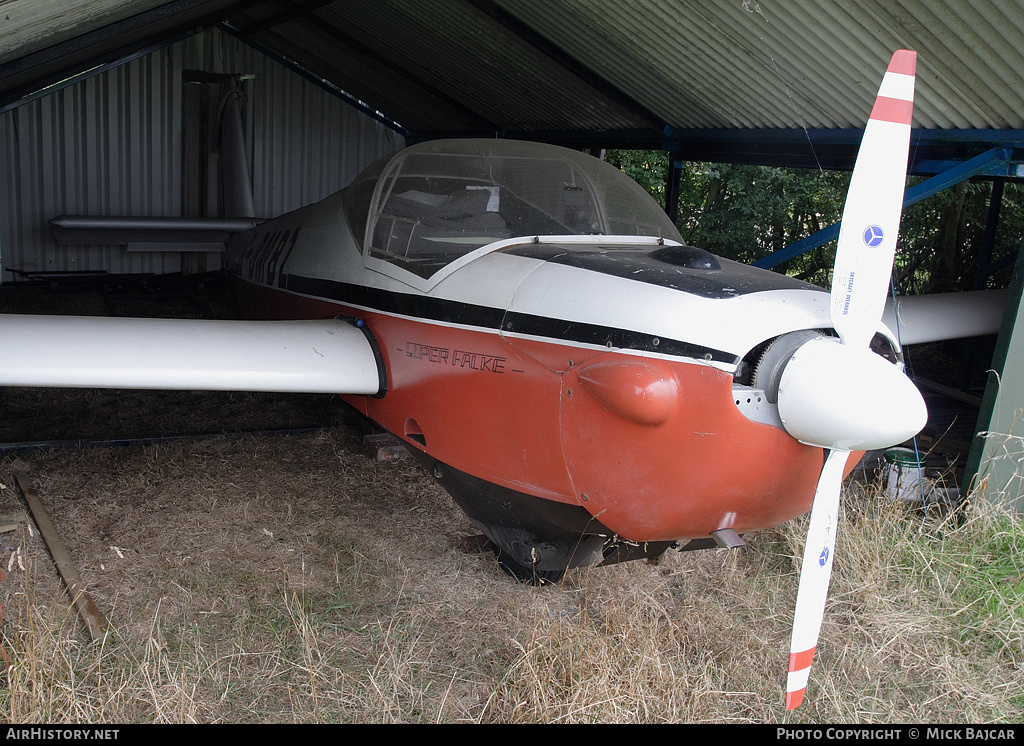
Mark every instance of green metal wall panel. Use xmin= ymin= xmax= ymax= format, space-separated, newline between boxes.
xmin=966 ymin=252 xmax=1024 ymax=512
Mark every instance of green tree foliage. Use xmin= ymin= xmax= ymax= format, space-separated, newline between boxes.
xmin=898 ymin=179 xmax=1023 ymax=294
xmin=605 ymin=149 xmax=668 ymax=208
xmin=681 ymin=164 xmax=849 ymax=286
xmin=607 ymin=149 xmax=1020 ymax=293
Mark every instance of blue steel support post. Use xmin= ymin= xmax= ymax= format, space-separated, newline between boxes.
xmin=665 ymin=153 xmax=682 ymax=225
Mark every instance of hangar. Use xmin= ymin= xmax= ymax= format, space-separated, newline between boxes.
xmin=1 ymin=0 xmax=1024 ymax=505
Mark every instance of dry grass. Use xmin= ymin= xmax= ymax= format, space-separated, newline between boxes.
xmin=0 ymin=424 xmax=1019 ymax=723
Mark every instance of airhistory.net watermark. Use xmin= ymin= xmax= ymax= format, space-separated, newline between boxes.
xmin=4 ymin=729 xmax=119 ymax=741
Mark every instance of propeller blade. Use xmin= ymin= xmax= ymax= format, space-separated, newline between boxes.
xmin=831 ymin=49 xmax=917 ymax=350
xmin=784 ymin=50 xmax=918 ymax=710
xmin=785 ymin=448 xmax=848 ymax=710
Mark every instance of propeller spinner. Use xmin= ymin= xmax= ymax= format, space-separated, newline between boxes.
xmin=779 ymin=49 xmax=926 ymax=710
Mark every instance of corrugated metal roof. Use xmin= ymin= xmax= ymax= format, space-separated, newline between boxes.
xmin=0 ymin=1 xmax=242 ymax=107
xmin=1 ymin=0 xmax=1023 ymax=168
xmin=315 ymin=1 xmax=646 ymax=130
xmin=0 ymin=0 xmax=166 ymax=62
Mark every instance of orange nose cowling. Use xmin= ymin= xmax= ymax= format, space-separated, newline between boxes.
xmin=563 ymin=355 xmax=825 ymax=542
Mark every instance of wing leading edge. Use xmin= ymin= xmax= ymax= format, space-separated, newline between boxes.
xmin=0 ymin=315 xmax=383 ymax=395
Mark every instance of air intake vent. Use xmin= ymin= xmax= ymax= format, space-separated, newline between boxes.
xmin=648 ymin=245 xmax=721 ymax=270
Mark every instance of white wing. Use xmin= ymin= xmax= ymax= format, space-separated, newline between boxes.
xmin=0 ymin=315 xmax=383 ymax=395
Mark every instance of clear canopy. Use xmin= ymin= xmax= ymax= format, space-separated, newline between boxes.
xmin=343 ymin=139 xmax=682 ymax=279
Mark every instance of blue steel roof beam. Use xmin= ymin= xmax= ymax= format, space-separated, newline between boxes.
xmin=912 ymin=160 xmax=1024 ymax=179
xmin=665 ymin=128 xmax=1024 ymax=173
xmin=753 ymin=148 xmax=1013 ymax=270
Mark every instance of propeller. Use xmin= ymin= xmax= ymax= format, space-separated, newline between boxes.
xmin=774 ymin=49 xmax=926 ymax=710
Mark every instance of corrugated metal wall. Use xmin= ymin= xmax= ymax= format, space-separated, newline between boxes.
xmin=0 ymin=27 xmax=403 ymax=279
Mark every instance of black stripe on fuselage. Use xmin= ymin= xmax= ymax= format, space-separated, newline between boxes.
xmin=275 ymin=273 xmax=740 ymax=366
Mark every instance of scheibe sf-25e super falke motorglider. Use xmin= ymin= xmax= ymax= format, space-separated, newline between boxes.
xmin=221 ymin=138 xmax=861 ymax=580
xmin=222 ymin=125 xmax=922 ymax=591
xmin=0 ymin=50 xmax=930 ymax=710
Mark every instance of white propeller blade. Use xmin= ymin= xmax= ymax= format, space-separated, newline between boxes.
xmin=785 ymin=449 xmax=847 ymax=710
xmin=784 ymin=49 xmax=918 ymax=711
xmin=831 ymin=49 xmax=917 ymax=350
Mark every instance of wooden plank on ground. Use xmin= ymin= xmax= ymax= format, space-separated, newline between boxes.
xmin=13 ymin=471 xmax=107 ymax=642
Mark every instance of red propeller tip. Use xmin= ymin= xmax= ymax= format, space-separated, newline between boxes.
xmin=869 ymin=50 xmax=916 ymax=126
xmin=888 ymin=49 xmax=917 ymax=76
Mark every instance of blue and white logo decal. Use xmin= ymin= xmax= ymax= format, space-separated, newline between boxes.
xmin=863 ymin=225 xmax=885 ymax=247
xmin=818 ymin=546 xmax=830 ymax=567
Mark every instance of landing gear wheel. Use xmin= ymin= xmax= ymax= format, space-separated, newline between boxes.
xmin=493 ymin=548 xmax=565 ymax=586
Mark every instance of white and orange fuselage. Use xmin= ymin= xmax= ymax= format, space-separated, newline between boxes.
xmin=223 ymin=140 xmax=884 ymax=573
